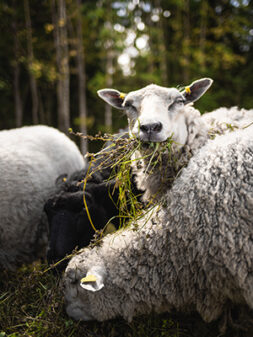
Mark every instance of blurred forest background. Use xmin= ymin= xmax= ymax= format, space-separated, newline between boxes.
xmin=0 ymin=0 xmax=252 ymax=154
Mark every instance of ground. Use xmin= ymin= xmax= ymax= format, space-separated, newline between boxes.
xmin=0 ymin=261 xmax=252 ymax=337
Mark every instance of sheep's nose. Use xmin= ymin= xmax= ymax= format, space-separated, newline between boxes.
xmin=140 ymin=122 xmax=162 ymax=134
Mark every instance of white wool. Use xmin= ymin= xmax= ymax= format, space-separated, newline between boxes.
xmin=0 ymin=125 xmax=85 ymax=270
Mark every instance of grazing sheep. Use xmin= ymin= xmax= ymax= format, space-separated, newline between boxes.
xmin=45 ymin=132 xmax=143 ymax=272
xmin=98 ymin=78 xmax=253 ymax=202
xmin=64 ymin=124 xmax=253 ymax=329
xmin=45 ymin=168 xmax=120 ymax=271
xmin=0 ymin=125 xmax=85 ymax=270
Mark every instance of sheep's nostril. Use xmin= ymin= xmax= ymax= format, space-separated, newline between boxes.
xmin=140 ymin=124 xmax=149 ymax=132
xmin=140 ymin=122 xmax=162 ymax=133
xmin=152 ymin=122 xmax=162 ymax=132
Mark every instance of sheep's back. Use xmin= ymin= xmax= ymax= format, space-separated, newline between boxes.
xmin=166 ymin=125 xmax=253 ymax=319
xmin=0 ymin=125 xmax=85 ymax=270
xmin=202 ymin=106 xmax=253 ymax=130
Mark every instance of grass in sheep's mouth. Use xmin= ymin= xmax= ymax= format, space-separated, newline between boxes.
xmin=69 ymin=130 xmax=176 ymax=234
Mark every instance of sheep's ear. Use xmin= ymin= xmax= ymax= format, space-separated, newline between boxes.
xmin=80 ymin=271 xmax=104 ymax=292
xmin=183 ymin=78 xmax=213 ymax=104
xmin=97 ymin=89 xmax=126 ymax=110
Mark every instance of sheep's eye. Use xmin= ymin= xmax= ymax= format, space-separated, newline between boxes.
xmin=124 ymin=100 xmax=136 ymax=111
xmin=168 ymin=98 xmax=185 ymax=111
xmin=175 ymin=98 xmax=185 ymax=104
xmin=124 ymin=100 xmax=133 ymax=108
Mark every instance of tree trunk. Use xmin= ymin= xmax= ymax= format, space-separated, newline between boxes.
xmin=51 ymin=0 xmax=61 ymax=124
xmin=199 ymin=0 xmax=208 ymax=71
xmin=38 ymin=90 xmax=46 ymax=124
xmin=105 ymin=49 xmax=113 ymax=131
xmin=155 ymin=0 xmax=168 ymax=85
xmin=52 ymin=0 xmax=70 ymax=133
xmin=24 ymin=0 xmax=39 ymax=124
xmin=76 ymin=0 xmax=88 ymax=155
xmin=12 ymin=7 xmax=23 ymax=127
xmin=58 ymin=0 xmax=70 ymax=133
xmin=183 ymin=0 xmax=190 ymax=83
xmin=13 ymin=56 xmax=23 ymax=127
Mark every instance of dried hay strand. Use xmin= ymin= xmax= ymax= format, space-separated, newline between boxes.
xmin=69 ymin=130 xmax=185 ymax=230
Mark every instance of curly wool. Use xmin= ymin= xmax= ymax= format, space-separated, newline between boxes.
xmin=131 ymin=106 xmax=253 ymax=202
xmin=64 ymin=124 xmax=253 ymax=326
xmin=0 ymin=125 xmax=85 ymax=270
xmin=202 ymin=106 xmax=253 ymax=132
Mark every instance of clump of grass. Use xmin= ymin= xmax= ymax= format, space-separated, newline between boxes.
xmin=71 ymin=131 xmax=178 ymax=229
xmin=0 ymin=262 xmax=71 ymax=336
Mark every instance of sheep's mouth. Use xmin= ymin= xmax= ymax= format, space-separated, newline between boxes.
xmin=138 ymin=133 xmax=175 ymax=146
xmin=140 ymin=141 xmax=164 ymax=150
xmin=141 ymin=142 xmax=154 ymax=149
xmin=136 ymin=134 xmax=167 ymax=143
xmin=140 ymin=137 xmax=175 ymax=152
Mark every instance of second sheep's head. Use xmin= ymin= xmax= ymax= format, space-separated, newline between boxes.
xmin=98 ymin=78 xmax=213 ymax=146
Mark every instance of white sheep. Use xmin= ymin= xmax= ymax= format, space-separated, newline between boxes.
xmin=0 ymin=125 xmax=85 ymax=270
xmin=63 ymin=79 xmax=253 ymax=330
xmin=64 ymin=124 xmax=253 ymax=328
xmin=98 ymin=78 xmax=253 ymax=202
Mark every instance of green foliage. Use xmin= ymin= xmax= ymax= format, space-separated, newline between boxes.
xmin=0 ymin=0 xmax=252 ymax=141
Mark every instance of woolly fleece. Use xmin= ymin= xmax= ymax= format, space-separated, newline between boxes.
xmin=64 ymin=125 xmax=253 ymax=324
xmin=132 ymin=106 xmax=253 ymax=202
xmin=0 ymin=125 xmax=85 ymax=270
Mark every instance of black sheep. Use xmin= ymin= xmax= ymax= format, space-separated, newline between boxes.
xmin=44 ymin=168 xmax=120 ymax=271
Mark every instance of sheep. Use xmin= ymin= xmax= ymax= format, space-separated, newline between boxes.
xmin=45 ymin=134 xmax=143 ymax=272
xmin=63 ymin=123 xmax=253 ymax=330
xmin=97 ymin=78 xmax=253 ymax=202
xmin=44 ymin=167 xmax=121 ymax=271
xmin=0 ymin=125 xmax=85 ymax=270
xmin=63 ymin=78 xmax=253 ymax=327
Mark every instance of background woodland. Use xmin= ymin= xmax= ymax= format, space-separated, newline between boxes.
xmin=0 ymin=0 xmax=253 ymax=153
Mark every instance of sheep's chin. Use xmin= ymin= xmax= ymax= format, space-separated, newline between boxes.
xmin=131 ymin=133 xmax=168 ymax=143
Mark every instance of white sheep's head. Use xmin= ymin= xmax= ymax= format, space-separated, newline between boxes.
xmin=98 ymin=78 xmax=213 ymax=145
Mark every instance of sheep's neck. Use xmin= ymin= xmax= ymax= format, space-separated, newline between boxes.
xmin=131 ymin=144 xmax=193 ymax=203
